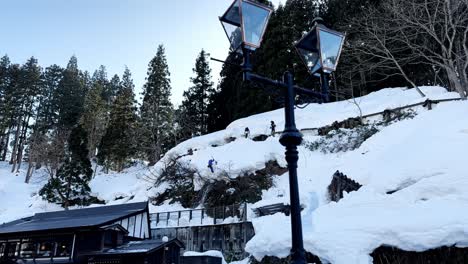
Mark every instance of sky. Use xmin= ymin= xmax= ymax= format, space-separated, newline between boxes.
xmin=0 ymin=0 xmax=282 ymax=106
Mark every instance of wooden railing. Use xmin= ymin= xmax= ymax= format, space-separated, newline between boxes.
xmin=150 ymin=203 xmax=248 ymax=228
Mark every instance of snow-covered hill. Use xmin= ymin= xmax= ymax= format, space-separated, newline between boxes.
xmin=1 ymin=86 xmax=467 ymax=264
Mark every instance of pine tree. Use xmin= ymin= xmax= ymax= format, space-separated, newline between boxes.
xmin=178 ymin=50 xmax=214 ymax=140
xmin=39 ymin=124 xmax=93 ymax=209
xmin=139 ymin=45 xmax=174 ymax=165
xmin=10 ymin=57 xmax=42 ymax=173
xmin=56 ymin=56 xmax=86 ymax=130
xmin=0 ymin=63 xmax=22 ymax=161
xmin=98 ymin=68 xmax=138 ymax=172
xmin=80 ymin=70 xmax=92 ymax=96
xmin=80 ymin=77 xmax=108 ymax=159
xmin=109 ymin=74 xmax=122 ymax=99
xmin=206 ymin=52 xmax=243 ymax=132
xmin=39 ymin=65 xmax=64 ymax=130
xmin=92 ymin=65 xmax=111 ymax=103
xmin=0 ymin=55 xmax=12 ymax=160
xmin=25 ymin=64 xmax=64 ymax=182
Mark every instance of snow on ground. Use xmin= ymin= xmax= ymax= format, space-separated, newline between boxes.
xmin=0 ymin=86 xmax=466 ymax=264
xmin=246 ymin=98 xmax=468 ymax=264
xmin=184 ymin=250 xmax=227 ymax=264
xmin=0 ymin=162 xmax=159 ymax=224
xmin=226 ymin=86 xmax=455 ymax=138
xmin=0 ymin=163 xmax=61 ymax=224
xmin=154 ymin=86 xmax=457 ymax=184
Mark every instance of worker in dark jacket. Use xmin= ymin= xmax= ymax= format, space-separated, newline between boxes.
xmin=270 ymin=121 xmax=276 ymax=137
xmin=244 ymin=127 xmax=250 ymax=138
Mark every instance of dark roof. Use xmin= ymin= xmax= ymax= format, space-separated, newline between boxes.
xmin=98 ymin=239 xmax=183 ymax=255
xmin=0 ymin=202 xmax=148 ymax=235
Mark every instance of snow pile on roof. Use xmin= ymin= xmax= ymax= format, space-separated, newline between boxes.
xmin=106 ymin=240 xmax=167 ymax=254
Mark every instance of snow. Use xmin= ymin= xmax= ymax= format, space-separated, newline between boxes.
xmin=246 ymin=99 xmax=468 ymax=264
xmin=184 ymin=250 xmax=227 ymax=264
xmin=0 ymin=86 xmax=466 ymax=264
xmin=153 ymin=86 xmax=458 ymax=188
xmin=0 ymin=164 xmax=61 ymax=224
xmin=174 ymin=136 xmax=287 ymax=191
xmin=89 ymin=162 xmax=151 ymax=204
xmin=226 ymin=86 xmax=455 ymax=137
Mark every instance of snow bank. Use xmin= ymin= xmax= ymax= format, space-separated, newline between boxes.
xmin=0 ymin=164 xmax=61 ymax=223
xmin=154 ymin=86 xmax=458 ymax=185
xmin=227 ymin=86 xmax=455 ymax=137
xmin=184 ymin=250 xmax=227 ymax=264
xmin=246 ymin=100 xmax=468 ymax=264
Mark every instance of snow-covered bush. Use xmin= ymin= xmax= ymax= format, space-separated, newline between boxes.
xmin=151 ymin=157 xmax=201 ymax=208
xmin=306 ymin=109 xmax=417 ymax=154
xmin=305 ymin=125 xmax=379 ymax=154
xmin=382 ymin=108 xmax=417 ymax=123
xmin=201 ymin=161 xmax=285 ymax=212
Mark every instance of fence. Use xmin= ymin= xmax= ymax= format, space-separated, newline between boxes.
xmin=150 ymin=203 xmax=248 ymax=228
xmin=297 ymin=97 xmax=463 ymax=134
xmin=152 ymin=222 xmax=255 ymax=260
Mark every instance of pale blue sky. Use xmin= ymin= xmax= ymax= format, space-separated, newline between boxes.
xmin=0 ymin=0 xmax=281 ymax=105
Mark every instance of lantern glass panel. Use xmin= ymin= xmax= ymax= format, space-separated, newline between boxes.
xmin=222 ymin=21 xmax=243 ymax=51
xmin=241 ymin=1 xmax=271 ymax=48
xmin=318 ymin=29 xmax=344 ymax=71
xmin=297 ymin=47 xmax=321 ymax=75
xmin=224 ymin=0 xmax=241 ymax=25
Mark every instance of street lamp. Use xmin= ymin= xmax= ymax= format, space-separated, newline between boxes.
xmin=295 ymin=18 xmax=346 ymax=102
xmin=219 ymin=0 xmax=273 ymax=53
xmin=218 ymin=3 xmax=345 ymax=264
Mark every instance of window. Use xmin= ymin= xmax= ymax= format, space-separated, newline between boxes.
xmin=0 ymin=242 xmax=5 ymax=258
xmin=121 ymin=218 xmax=129 ymax=230
xmin=36 ymin=242 xmax=54 ymax=258
xmin=141 ymin=212 xmax=149 ymax=239
xmin=20 ymin=242 xmax=35 ymax=258
xmin=16 ymin=235 xmax=73 ymax=259
xmin=55 ymin=240 xmax=72 ymax=257
xmin=134 ymin=214 xmax=142 ymax=238
xmin=127 ymin=216 xmax=136 ymax=237
xmin=5 ymin=242 xmax=20 ymax=258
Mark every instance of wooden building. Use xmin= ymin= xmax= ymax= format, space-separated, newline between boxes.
xmin=0 ymin=202 xmax=183 ymax=264
xmin=87 ymin=239 xmax=183 ymax=264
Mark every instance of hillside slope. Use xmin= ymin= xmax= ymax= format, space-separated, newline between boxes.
xmin=0 ymin=86 xmax=466 ymax=264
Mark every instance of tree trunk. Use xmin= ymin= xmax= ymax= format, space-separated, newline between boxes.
xmin=15 ymin=113 xmax=31 ymax=173
xmin=25 ymin=162 xmax=34 ymax=183
xmin=10 ymin=116 xmax=22 ymax=171
xmin=446 ymin=67 xmax=466 ymax=98
xmin=1 ymin=125 xmax=12 ymax=161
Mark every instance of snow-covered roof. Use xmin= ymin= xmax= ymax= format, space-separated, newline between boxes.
xmin=101 ymin=239 xmax=183 ymax=254
xmin=0 ymin=202 xmax=148 ymax=235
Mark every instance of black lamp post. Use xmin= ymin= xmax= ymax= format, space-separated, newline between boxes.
xmin=219 ymin=2 xmax=345 ymax=264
